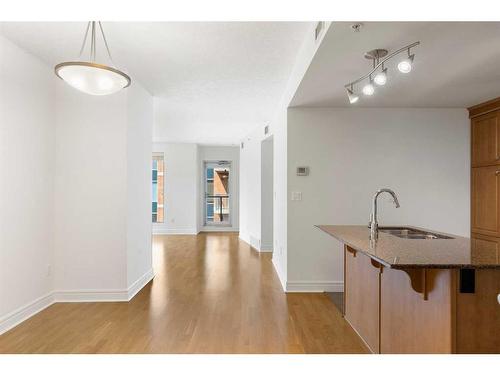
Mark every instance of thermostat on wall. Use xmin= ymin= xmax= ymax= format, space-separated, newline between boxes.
xmin=296 ymin=166 xmax=309 ymax=176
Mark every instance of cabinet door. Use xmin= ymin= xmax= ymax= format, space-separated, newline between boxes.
xmin=471 ymin=111 xmax=500 ymax=167
xmin=471 ymin=234 xmax=500 ymax=264
xmin=344 ymin=246 xmax=381 ymax=353
xmin=471 ymin=166 xmax=500 ymax=236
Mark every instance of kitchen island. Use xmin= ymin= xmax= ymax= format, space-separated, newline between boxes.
xmin=317 ymin=225 xmax=500 ymax=354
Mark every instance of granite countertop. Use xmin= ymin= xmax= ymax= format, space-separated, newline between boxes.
xmin=316 ymin=225 xmax=500 ymax=269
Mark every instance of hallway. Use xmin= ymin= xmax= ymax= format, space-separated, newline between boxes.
xmin=0 ymin=233 xmax=367 ymax=353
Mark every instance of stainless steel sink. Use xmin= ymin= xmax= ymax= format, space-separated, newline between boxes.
xmin=378 ymin=227 xmax=453 ymax=240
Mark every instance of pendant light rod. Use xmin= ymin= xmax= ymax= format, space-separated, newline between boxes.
xmin=98 ymin=21 xmax=115 ymax=65
xmin=90 ymin=21 xmax=96 ymax=61
xmin=345 ymin=41 xmax=420 ymax=89
xmin=78 ymin=22 xmax=91 ymax=58
xmin=76 ymin=21 xmax=114 ymax=65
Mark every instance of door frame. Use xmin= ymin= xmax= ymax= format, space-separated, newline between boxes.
xmin=203 ymin=160 xmax=232 ymax=227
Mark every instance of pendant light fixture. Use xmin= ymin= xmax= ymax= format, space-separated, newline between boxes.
xmin=344 ymin=41 xmax=419 ymax=104
xmin=55 ymin=22 xmax=131 ymax=96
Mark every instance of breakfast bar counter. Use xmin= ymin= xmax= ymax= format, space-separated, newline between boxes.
xmin=316 ymin=225 xmax=500 ymax=354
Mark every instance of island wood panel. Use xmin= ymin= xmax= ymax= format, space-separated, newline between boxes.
xmin=456 ymin=269 xmax=500 ymax=353
xmin=471 ymin=165 xmax=500 ymax=237
xmin=344 ymin=246 xmax=380 ymax=353
xmin=380 ymin=267 xmax=454 ymax=353
xmin=471 ymin=111 xmax=500 ymax=167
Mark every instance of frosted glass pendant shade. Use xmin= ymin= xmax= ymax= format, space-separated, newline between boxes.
xmin=55 ymin=62 xmax=131 ymax=96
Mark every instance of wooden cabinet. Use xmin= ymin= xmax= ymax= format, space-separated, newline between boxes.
xmin=456 ymin=268 xmax=500 ymax=353
xmin=471 ymin=233 xmax=500 ymax=264
xmin=470 ymin=99 xmax=500 ymax=241
xmin=344 ymin=246 xmax=381 ymax=353
xmin=471 ymin=111 xmax=500 ymax=167
xmin=471 ymin=165 xmax=500 ymax=236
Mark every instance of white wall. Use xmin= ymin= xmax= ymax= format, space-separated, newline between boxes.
xmin=152 ymin=143 xmax=199 ymax=235
xmin=0 ymin=35 xmax=55 ymax=320
xmin=54 ymin=82 xmax=128 ymax=291
xmin=126 ymin=83 xmax=154 ymax=288
xmin=286 ymin=107 xmax=470 ymax=290
xmin=261 ymin=137 xmax=274 ymax=251
xmin=199 ymin=145 xmax=240 ymax=232
xmin=54 ymin=80 xmax=154 ymax=294
xmin=239 ymin=128 xmax=264 ymax=249
xmin=239 ymin=23 xmax=330 ymax=283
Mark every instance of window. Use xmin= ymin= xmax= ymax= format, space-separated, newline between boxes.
xmin=204 ymin=161 xmax=230 ymax=225
xmin=152 ymin=153 xmax=164 ymax=223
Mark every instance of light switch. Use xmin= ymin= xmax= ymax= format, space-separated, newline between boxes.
xmin=291 ymin=191 xmax=302 ymax=201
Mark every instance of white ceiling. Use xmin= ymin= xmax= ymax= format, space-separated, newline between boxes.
xmin=0 ymin=22 xmax=312 ymax=145
xmin=291 ymin=22 xmax=500 ymax=108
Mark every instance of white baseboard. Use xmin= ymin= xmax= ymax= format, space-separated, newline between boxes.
xmin=239 ymin=233 xmax=249 ymax=244
xmin=271 ymin=257 xmax=286 ymax=292
xmin=200 ymin=227 xmax=239 ymax=233
xmin=286 ymin=280 xmax=344 ymax=293
xmin=259 ymin=243 xmax=273 ymax=252
xmin=239 ymin=235 xmax=272 ymax=252
xmin=152 ymin=228 xmax=198 ymax=235
xmin=55 ymin=269 xmax=155 ymax=302
xmin=127 ymin=268 xmax=155 ymax=300
xmin=0 ymin=269 xmax=155 ymax=336
xmin=0 ymin=292 xmax=55 ymax=336
xmin=54 ymin=289 xmax=128 ymax=302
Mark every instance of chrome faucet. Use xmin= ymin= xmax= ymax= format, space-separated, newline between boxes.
xmin=369 ymin=188 xmax=400 ymax=239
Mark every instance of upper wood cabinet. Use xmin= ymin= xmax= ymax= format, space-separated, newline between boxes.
xmin=469 ymin=98 xmax=500 ymax=239
xmin=471 ymin=165 xmax=500 ymax=236
xmin=471 ymin=111 xmax=500 ymax=167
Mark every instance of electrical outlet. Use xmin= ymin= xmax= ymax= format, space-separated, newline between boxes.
xmin=171 ymin=218 xmax=175 ymax=223
xmin=46 ymin=264 xmax=51 ymax=277
xmin=291 ymin=191 xmax=302 ymax=201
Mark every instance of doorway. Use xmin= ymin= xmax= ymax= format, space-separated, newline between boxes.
xmin=204 ymin=161 xmax=231 ymax=226
xmin=261 ymin=136 xmax=274 ymax=251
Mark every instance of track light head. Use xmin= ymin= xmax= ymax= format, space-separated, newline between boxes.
xmin=374 ymin=67 xmax=388 ymax=86
xmin=347 ymin=88 xmax=359 ymax=104
xmin=398 ymin=54 xmax=414 ymax=74
xmin=362 ymin=80 xmax=375 ymax=96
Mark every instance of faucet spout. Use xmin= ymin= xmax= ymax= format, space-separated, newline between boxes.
xmin=369 ymin=188 xmax=400 ymax=239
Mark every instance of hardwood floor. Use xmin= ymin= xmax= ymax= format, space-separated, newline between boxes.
xmin=0 ymin=233 xmax=367 ymax=353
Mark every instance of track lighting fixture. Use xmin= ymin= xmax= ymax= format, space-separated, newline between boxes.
xmin=344 ymin=41 xmax=420 ymax=104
